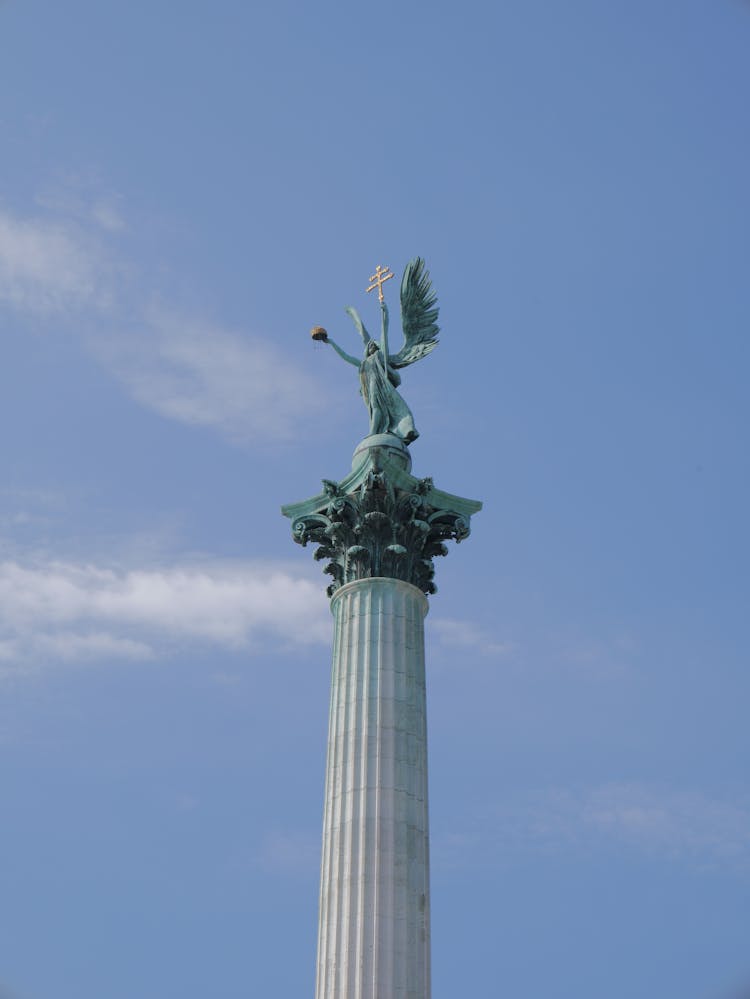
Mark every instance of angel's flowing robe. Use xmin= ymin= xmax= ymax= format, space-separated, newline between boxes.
xmin=359 ymin=347 xmax=419 ymax=443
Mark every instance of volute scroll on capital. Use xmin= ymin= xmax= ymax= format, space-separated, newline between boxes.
xmin=283 ymin=446 xmax=481 ymax=597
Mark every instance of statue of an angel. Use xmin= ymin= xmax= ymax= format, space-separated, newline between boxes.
xmin=313 ymin=258 xmax=439 ymax=445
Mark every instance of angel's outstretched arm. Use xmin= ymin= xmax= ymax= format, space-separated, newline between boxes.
xmin=345 ymin=306 xmax=371 ymax=347
xmin=325 ymin=336 xmax=360 ymax=367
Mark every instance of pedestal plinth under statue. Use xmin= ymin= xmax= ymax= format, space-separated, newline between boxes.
xmin=283 ymin=261 xmax=481 ymax=999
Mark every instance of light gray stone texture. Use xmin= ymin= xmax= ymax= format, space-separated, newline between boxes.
xmin=316 ymin=577 xmax=431 ymax=999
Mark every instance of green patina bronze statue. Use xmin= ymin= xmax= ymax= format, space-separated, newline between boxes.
xmin=292 ymin=258 xmax=480 ymax=597
xmin=311 ymin=258 xmax=439 ymax=445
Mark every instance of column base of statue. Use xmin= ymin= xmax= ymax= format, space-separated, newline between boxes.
xmin=282 ymin=435 xmax=481 ymax=997
xmin=316 ymin=577 xmax=431 ymax=999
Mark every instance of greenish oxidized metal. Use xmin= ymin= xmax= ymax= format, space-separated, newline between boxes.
xmin=282 ymin=437 xmax=481 ymax=597
xmin=283 ymin=259 xmax=481 ymax=596
xmin=317 ymin=257 xmax=440 ymax=445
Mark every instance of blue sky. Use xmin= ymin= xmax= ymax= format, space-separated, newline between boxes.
xmin=1 ymin=1 xmax=749 ymax=997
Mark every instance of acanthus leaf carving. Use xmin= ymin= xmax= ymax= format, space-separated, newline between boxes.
xmin=285 ymin=452 xmax=479 ymax=596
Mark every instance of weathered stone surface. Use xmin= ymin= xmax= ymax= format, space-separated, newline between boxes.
xmin=316 ymin=578 xmax=430 ymax=999
xmin=282 ymin=434 xmax=481 ymax=999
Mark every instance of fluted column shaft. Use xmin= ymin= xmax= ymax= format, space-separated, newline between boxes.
xmin=316 ymin=577 xmax=431 ymax=999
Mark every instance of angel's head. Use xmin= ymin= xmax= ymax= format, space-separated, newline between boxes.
xmin=366 ymin=340 xmax=379 ymax=356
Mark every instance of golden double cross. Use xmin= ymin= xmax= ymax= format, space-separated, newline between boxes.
xmin=366 ymin=264 xmax=395 ymax=303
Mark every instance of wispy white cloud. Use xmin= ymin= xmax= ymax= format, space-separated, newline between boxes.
xmin=98 ymin=309 xmax=326 ymax=443
xmin=558 ymin=632 xmax=636 ymax=677
xmin=0 ymin=209 xmax=111 ymax=314
xmin=0 ymin=485 xmax=68 ymax=535
xmin=35 ymin=180 xmax=127 ymax=234
xmin=0 ymin=199 xmax=328 ymax=444
xmin=0 ymin=557 xmax=329 ymax=673
xmin=256 ymin=829 xmax=320 ymax=877
xmin=577 ymin=784 xmax=750 ymax=865
xmin=436 ymin=783 xmax=750 ymax=873
xmin=90 ymin=198 xmax=126 ymax=233
xmin=431 ymin=617 xmax=515 ymax=657
xmin=17 ymin=631 xmax=153 ymax=663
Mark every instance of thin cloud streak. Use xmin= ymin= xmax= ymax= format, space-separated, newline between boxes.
xmin=0 ymin=631 xmax=154 ymax=663
xmin=256 ymin=829 xmax=320 ymax=877
xmin=0 ymin=558 xmax=329 ymax=672
xmin=431 ymin=617 xmax=515 ymax=657
xmin=436 ymin=783 xmax=750 ymax=874
xmin=0 ymin=209 xmax=110 ymax=314
xmin=35 ymin=181 xmax=128 ymax=234
xmin=0 ymin=201 xmax=328 ymax=444
xmin=99 ymin=309 xmax=326 ymax=443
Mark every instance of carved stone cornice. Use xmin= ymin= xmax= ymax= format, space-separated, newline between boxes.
xmin=282 ymin=436 xmax=482 ymax=597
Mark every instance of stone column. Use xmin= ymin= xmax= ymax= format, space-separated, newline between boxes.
xmin=316 ymin=577 xmax=430 ymax=999
xmin=282 ymin=435 xmax=481 ymax=999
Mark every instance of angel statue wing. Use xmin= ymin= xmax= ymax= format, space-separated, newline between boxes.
xmin=390 ymin=257 xmax=440 ymax=369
